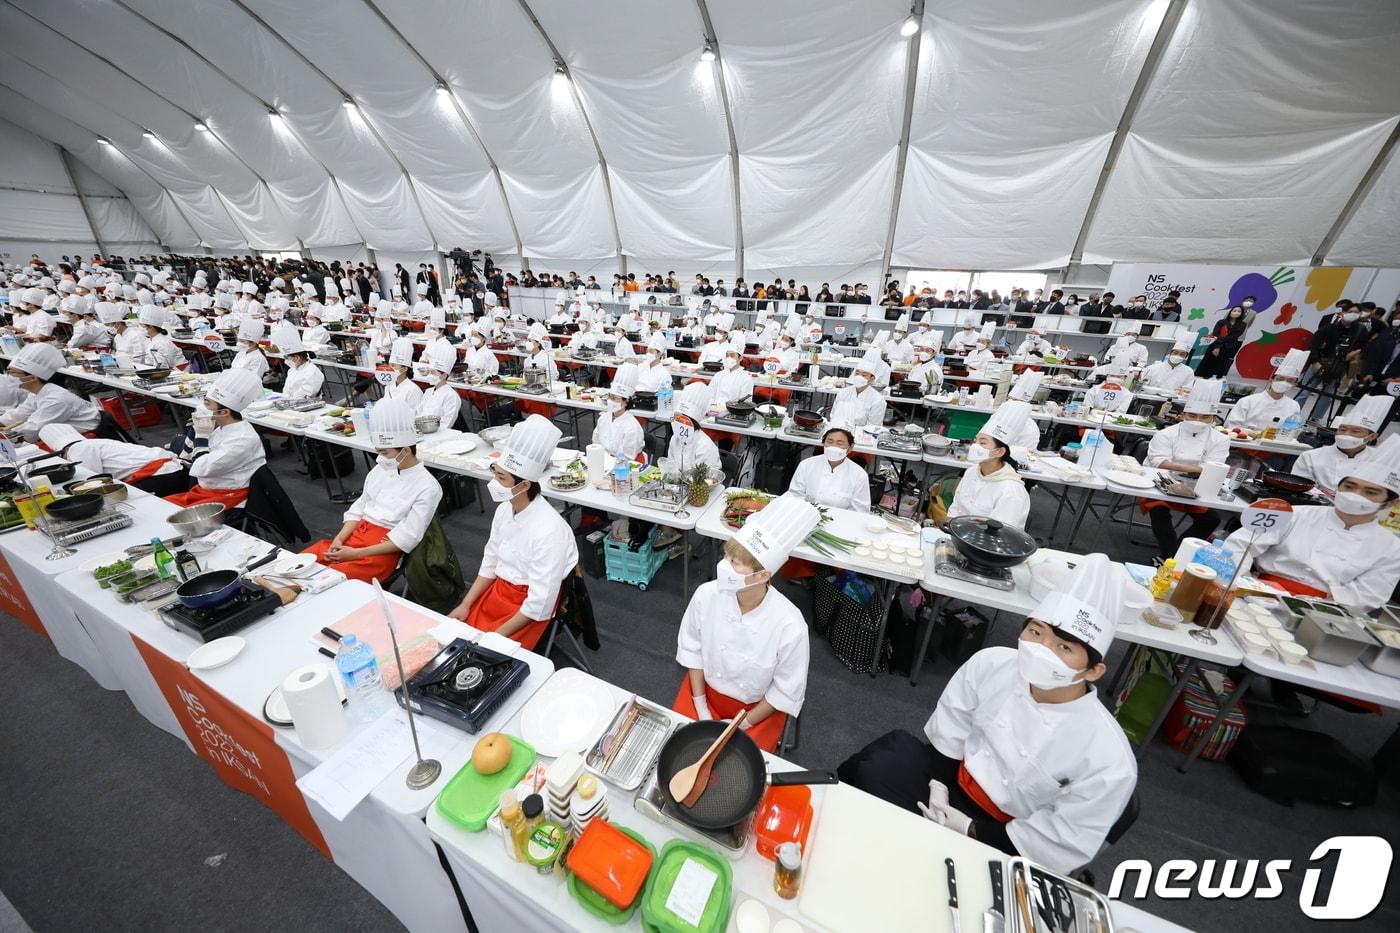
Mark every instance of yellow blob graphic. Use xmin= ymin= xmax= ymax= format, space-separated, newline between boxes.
xmin=1304 ymin=267 xmax=1353 ymax=310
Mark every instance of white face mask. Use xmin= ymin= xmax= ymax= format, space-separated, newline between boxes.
xmin=1269 ymin=378 xmax=1291 ymax=394
xmin=852 ymin=375 xmax=869 ymax=389
xmin=714 ymin=558 xmax=760 ymax=593
xmin=1169 ymin=355 xmax=1186 ymax=366
xmin=1334 ymin=433 xmax=1367 ymax=451
xmin=488 ymin=477 xmax=522 ymax=502
xmin=375 ymin=449 xmax=407 ymax=472
xmin=824 ymin=445 xmax=846 ymax=463
xmin=608 ymin=399 xmax=624 ymax=413
xmin=1018 ymin=639 xmax=1085 ymax=689
xmin=1343 ymin=313 xmax=1360 ymax=323
xmin=1126 ymin=335 xmax=1138 ymax=343
xmin=1334 ymin=491 xmax=1381 ymax=516
xmin=723 ymin=357 xmax=738 ymax=370
xmin=966 ymin=443 xmax=992 ymax=463
xmin=1241 ymin=301 xmax=1254 ymax=308
xmin=1181 ymin=420 xmax=1208 ymax=436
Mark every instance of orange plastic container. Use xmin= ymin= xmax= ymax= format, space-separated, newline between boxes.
xmin=753 ymin=784 xmax=813 ymax=861
xmin=565 ymin=818 xmax=654 ymax=909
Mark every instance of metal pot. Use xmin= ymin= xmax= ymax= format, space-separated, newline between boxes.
xmin=792 ymin=409 xmax=824 ymax=429
xmin=43 ymin=493 xmax=105 ymax=522
xmin=725 ymin=399 xmax=756 ymax=417
xmin=414 ymin=414 xmax=441 ymax=434
xmin=1260 ymin=470 xmax=1314 ymax=494
xmin=923 ymin=433 xmax=953 ymax=454
xmin=166 ymin=502 xmax=226 ymax=539
xmin=946 ymin=515 xmax=1038 ymax=570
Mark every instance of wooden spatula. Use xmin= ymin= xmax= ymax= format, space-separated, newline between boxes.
xmin=669 ymin=710 xmax=747 ymax=807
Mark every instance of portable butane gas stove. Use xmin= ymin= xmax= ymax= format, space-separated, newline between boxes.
xmin=1236 ymin=479 xmax=1328 ymax=507
xmin=933 ymin=540 xmax=1016 ymax=590
xmin=161 ymin=582 xmax=283 ymax=642
xmin=634 ymin=764 xmax=752 ymax=856
xmin=785 ymin=421 xmax=824 ymax=439
xmin=876 ymin=430 xmax=923 ymax=454
xmin=714 ymin=411 xmax=756 ymax=429
xmin=398 ymin=637 xmax=529 ymax=734
xmin=39 ymin=505 xmax=134 ymax=546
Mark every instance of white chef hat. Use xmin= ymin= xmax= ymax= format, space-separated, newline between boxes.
xmin=1032 ymin=552 xmax=1121 ymax=657
xmin=245 ymin=300 xmax=265 ymax=317
xmin=856 ymin=346 xmax=883 ymax=378
xmin=1182 ymin=377 xmax=1223 ymax=415
xmin=1333 ymin=394 xmax=1391 ymax=432
xmin=425 ymin=341 xmax=456 ymax=375
xmin=204 ymin=367 xmax=262 ymax=413
xmin=960 ymin=312 xmax=978 ymax=328
xmin=429 ymin=308 xmax=446 ymax=329
xmin=610 ymin=363 xmax=639 ymax=398
xmin=21 ymin=287 xmax=43 ymax=307
xmin=368 ymin=398 xmax=416 ymax=448
xmin=214 ymin=293 xmax=234 ymax=310
xmin=237 ymin=319 xmax=265 ymax=343
xmin=59 ymin=295 xmax=81 ymax=315
xmin=1273 ymin=348 xmax=1309 ymax=379
xmin=323 ymin=276 xmax=337 ymax=291
xmin=39 ymin=422 xmax=84 ymax=454
xmin=1344 ymin=437 xmax=1400 ymax=495
xmin=240 ymin=281 xmax=257 ymax=295
xmin=270 ymin=277 xmax=284 ymax=290
xmin=978 ymin=322 xmax=996 ymax=342
xmin=500 ymin=414 xmax=561 ymax=482
xmin=278 ymin=331 xmax=307 ymax=355
xmin=11 ymin=343 xmax=64 ymax=381
xmin=57 ymin=279 xmax=76 ymax=295
xmin=269 ymin=294 xmax=290 ymax=311
xmin=675 ymin=381 xmax=712 ymax=421
xmin=388 ymin=336 xmax=416 ymax=367
xmin=138 ymin=306 xmax=166 ymax=329
xmin=484 ymin=291 xmax=498 ymax=307
xmin=894 ymin=313 xmax=910 ymax=333
xmin=95 ymin=301 xmax=122 ymax=324
xmin=1171 ymin=334 xmax=1195 ymax=353
xmin=647 ymin=332 xmax=667 ymax=353
xmin=121 ymin=284 xmax=139 ymax=301
xmin=152 ymin=271 xmax=169 ymax=286
xmin=301 ymin=281 xmax=317 ymax=296
xmin=416 ymin=282 xmax=429 ymax=296
xmin=133 ymin=273 xmax=150 ymax=286
xmin=1009 ymin=370 xmax=1043 ymax=402
xmin=528 ymin=321 xmax=547 ymax=342
xmin=982 ymin=399 xmax=1033 ymax=447
xmin=731 ymin=494 xmax=821 ymax=573
xmin=374 ymin=300 xmax=392 ymax=319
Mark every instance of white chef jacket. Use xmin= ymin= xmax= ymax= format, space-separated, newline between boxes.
xmin=343 ymin=461 xmax=443 ymax=552
xmin=676 ymin=581 xmax=809 ymax=716
xmin=948 ymin=464 xmax=1030 ymax=529
xmin=947 ymin=329 xmax=980 ymax=353
xmin=829 ymin=385 xmax=886 ymax=429
xmin=708 ymin=367 xmax=753 ymax=406
xmin=1145 ymin=422 xmax=1230 ymax=468
xmin=572 ymin=330 xmax=600 ymax=352
xmin=1138 ymin=360 xmax=1194 ymax=395
xmin=884 ymin=338 xmax=915 ymax=365
xmin=1083 ymin=383 xmax=1132 ymax=413
xmin=925 ymin=646 xmax=1136 ymax=873
xmin=141 ymin=334 xmax=183 ymax=370
xmin=716 ymin=311 xmax=736 ymax=331
xmin=697 ymin=342 xmax=729 ymax=365
xmin=66 ymin=437 xmax=181 ymax=480
xmin=666 ymin=426 xmax=722 ymax=474
xmin=2 ymin=383 xmax=102 ymax=442
xmin=302 ymin=323 xmax=331 ymax=346
xmin=789 ymin=454 xmax=871 ymax=512
xmin=637 ymin=361 xmax=673 ymax=393
xmin=188 ymin=419 xmax=265 ymax=490
xmin=1092 ymin=342 xmax=1148 ymax=376
xmin=611 ymin=333 xmax=637 ymax=359
xmin=964 ymin=347 xmax=998 ymax=370
xmin=0 ymin=375 xmax=25 ymax=409
xmin=906 ymin=360 xmax=943 ymax=391
xmin=386 ymin=376 xmax=423 ymax=409
xmin=594 ymin=410 xmax=644 ymax=460
xmin=214 ymin=312 xmax=241 ymax=331
xmin=281 ymin=359 xmax=325 ymax=401
xmin=465 ymin=345 xmax=499 ymax=375
xmin=1292 ymin=443 xmax=1378 ymax=495
xmin=1014 ymin=337 xmax=1051 ymax=358
xmin=227 ymin=347 xmax=266 ymax=380
xmin=321 ymin=302 xmax=348 ymax=323
xmin=68 ymin=320 xmax=111 ymax=349
xmin=1226 ymin=506 xmax=1400 ymax=612
xmin=1224 ymin=390 xmax=1300 ymax=431
xmin=479 ymin=495 xmax=579 ymax=620
xmin=24 ymin=312 xmax=55 ymax=338
xmin=772 ymin=346 xmax=800 ymax=373
xmin=113 ymin=326 xmax=147 ymax=359
xmin=367 ymin=326 xmax=395 ymax=358
xmin=417 ymin=383 xmax=462 ymax=431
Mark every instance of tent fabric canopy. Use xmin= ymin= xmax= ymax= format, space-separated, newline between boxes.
xmin=0 ymin=0 xmax=1396 ymax=271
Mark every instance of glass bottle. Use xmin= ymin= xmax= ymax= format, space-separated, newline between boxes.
xmin=774 ymin=842 xmax=802 ymax=899
xmin=499 ymin=790 xmax=526 ymax=862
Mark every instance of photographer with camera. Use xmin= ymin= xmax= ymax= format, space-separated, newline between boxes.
xmin=1296 ymin=303 xmax=1370 ymax=423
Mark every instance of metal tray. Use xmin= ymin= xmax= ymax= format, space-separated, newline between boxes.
xmin=1007 ymin=857 xmax=1114 ymax=933
xmin=1296 ymin=611 xmax=1377 ymax=666
xmin=583 ymin=695 xmax=676 ymax=791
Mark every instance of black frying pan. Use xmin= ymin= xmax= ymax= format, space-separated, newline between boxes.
xmin=657 ymin=719 xmax=837 ymax=829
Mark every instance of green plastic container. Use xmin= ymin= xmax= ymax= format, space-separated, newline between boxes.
xmin=434 ymin=736 xmax=536 ymax=831
xmin=943 ymin=408 xmax=990 ymax=440
xmin=640 ymin=840 xmax=733 ymax=933
xmin=566 ymin=825 xmax=656 ymax=924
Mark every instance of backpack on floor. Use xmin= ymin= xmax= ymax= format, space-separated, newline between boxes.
xmin=1228 ymin=725 xmax=1377 ymax=807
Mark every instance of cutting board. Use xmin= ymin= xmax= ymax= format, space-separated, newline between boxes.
xmin=799 ymin=784 xmax=999 ymax=933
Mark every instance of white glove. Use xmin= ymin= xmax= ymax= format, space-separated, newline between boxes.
xmin=692 ymin=695 xmax=712 ymax=720
xmin=916 ymin=778 xmax=950 ymax=821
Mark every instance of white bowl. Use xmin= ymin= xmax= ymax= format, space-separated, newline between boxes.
xmin=1278 ymin=641 xmax=1308 ymax=664
xmin=1030 ymin=558 xmax=1072 ymax=600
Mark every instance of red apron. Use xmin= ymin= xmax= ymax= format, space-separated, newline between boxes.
xmin=1137 ymin=496 xmax=1209 ymax=516
xmin=467 ymin=578 xmax=550 ymax=651
xmin=1254 ymin=571 xmax=1328 ymax=598
xmin=671 ymin=679 xmax=787 ymax=754
xmin=516 ymin=399 xmax=558 ymax=419
xmin=126 ymin=457 xmax=173 ymax=483
xmin=302 ymin=520 xmax=402 ymax=584
xmin=164 ymin=484 xmax=248 ymax=509
xmin=958 ymin=761 xmax=1013 ymax=823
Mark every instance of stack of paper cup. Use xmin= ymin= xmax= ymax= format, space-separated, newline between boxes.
xmin=585 ymin=443 xmax=606 ymax=483
xmin=1194 ymin=461 xmax=1229 ymax=498
xmin=282 ymin=663 xmax=349 ymax=749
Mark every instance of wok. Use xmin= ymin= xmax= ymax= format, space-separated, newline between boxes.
xmin=43 ymin=493 xmax=104 ymax=522
xmin=791 ymin=408 xmax=824 ymax=429
xmin=725 ymin=399 xmax=756 ymax=417
xmin=946 ymin=516 xmax=1038 ymax=570
xmin=657 ymin=719 xmax=837 ymax=830
xmin=29 ymin=461 xmax=77 ymax=484
xmin=700 ymin=361 xmax=722 ymax=372
xmin=1260 ymin=470 xmax=1314 ymax=494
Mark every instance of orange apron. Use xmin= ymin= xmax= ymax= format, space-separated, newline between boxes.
xmin=127 ymin=457 xmax=173 ymax=483
xmin=516 ymin=399 xmax=559 ymax=419
xmin=467 ymin=578 xmax=550 ymax=651
xmin=164 ymin=483 xmax=248 ymax=509
xmin=671 ymin=679 xmax=788 ymax=754
xmin=958 ymin=761 xmax=1012 ymax=823
xmin=1254 ymin=571 xmax=1328 ymax=598
xmin=1137 ymin=496 xmax=1209 ymax=516
xmin=302 ymin=520 xmax=402 ymax=584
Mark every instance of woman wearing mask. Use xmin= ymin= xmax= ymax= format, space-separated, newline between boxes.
xmin=417 ymin=342 xmax=463 ymax=432
xmin=1083 ymin=378 xmax=1134 ymax=414
xmin=571 ymin=317 xmax=601 ymax=353
xmin=522 ymin=334 xmax=558 ymax=382
xmin=946 ymin=313 xmax=981 ymax=353
xmin=383 ymin=337 xmax=424 ymax=408
xmin=708 ymin=347 xmax=754 ymax=406
xmin=1138 ymin=335 xmax=1196 ymax=395
xmin=229 ymin=318 xmax=269 ymax=381
xmin=111 ymin=307 xmax=148 ymax=360
xmin=788 ymin=427 xmax=871 ymax=512
xmin=593 ymin=364 xmax=646 ymax=461
xmin=884 ymin=318 xmax=915 ymax=365
xmin=138 ymin=307 xmax=187 ymax=372
xmin=1013 ymin=328 xmax=1052 ymax=359
xmin=278 ymin=334 xmax=325 ymax=402
xmin=303 ymin=307 xmax=332 ymax=347
xmin=1293 ymin=395 xmax=1389 ymax=495
xmin=163 ymin=368 xmax=266 ymax=508
xmin=1140 ymin=378 xmax=1228 ymax=557
xmin=1091 ymin=326 xmax=1147 ymax=378
xmin=609 ymin=323 xmax=638 ymax=360
xmin=830 ymin=350 xmax=888 ymax=428
xmin=0 ymin=343 xmax=101 ymax=442
xmin=939 ymin=402 xmax=1033 ymax=529
xmin=773 ymin=334 xmax=801 ymax=375
xmin=450 ymin=416 xmax=578 ymax=649
xmin=906 ymin=345 xmax=943 ymax=393
xmin=963 ymin=324 xmax=999 ymax=371
xmin=302 ymin=400 xmax=444 ymax=583
xmin=1224 ymin=349 xmax=1305 ymax=432
xmin=1196 ymin=306 xmax=1248 ymax=378
xmin=464 ymin=330 xmax=500 ymax=376
xmin=636 ymin=343 xmax=673 ymax=394
xmin=667 ymin=382 xmax=722 ymax=473
xmin=837 ymin=554 xmax=1136 ymax=874
xmin=673 ymin=495 xmax=821 ymax=752
xmin=1225 ymin=452 xmax=1400 ymax=612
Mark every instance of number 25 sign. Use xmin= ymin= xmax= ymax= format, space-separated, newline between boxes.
xmin=1242 ymin=499 xmax=1293 ymax=537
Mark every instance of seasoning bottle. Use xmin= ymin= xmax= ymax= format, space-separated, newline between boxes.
xmin=498 ymin=790 xmax=527 ymax=862
xmin=174 ymin=549 xmax=201 ymax=583
xmin=774 ymin=842 xmax=802 ymax=899
xmin=1168 ymin=563 xmax=1214 ymax=617
xmin=1148 ymin=558 xmax=1176 ymax=601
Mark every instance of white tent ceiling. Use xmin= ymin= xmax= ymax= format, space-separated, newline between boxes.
xmin=0 ymin=0 xmax=1396 ymax=272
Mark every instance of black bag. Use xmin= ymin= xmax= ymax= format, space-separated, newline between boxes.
xmin=577 ymin=529 xmax=607 ymax=579
xmin=815 ymin=573 xmax=890 ymax=674
xmin=305 ymin=440 xmax=357 ymax=481
xmin=1228 ymin=725 xmax=1377 ymax=807
xmin=939 ymin=605 xmax=991 ymax=665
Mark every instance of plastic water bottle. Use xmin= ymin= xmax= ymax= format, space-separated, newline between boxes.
xmin=1279 ymin=414 xmax=1302 ymax=442
xmin=657 ymin=382 xmax=674 ymax=414
xmin=336 ymin=635 xmax=389 ymax=724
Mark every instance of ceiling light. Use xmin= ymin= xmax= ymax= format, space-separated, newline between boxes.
xmin=194 ymin=122 xmax=209 ymax=132
xmin=900 ymin=14 xmax=919 ymax=37
xmin=435 ymin=82 xmax=451 ymax=98
xmin=701 ymin=42 xmax=716 ymax=63
xmin=97 ymin=137 xmax=111 ymax=146
xmin=142 ymin=130 xmax=155 ymax=140
xmin=342 ymin=97 xmax=357 ymax=111
xmin=268 ymin=108 xmax=283 ymax=123
xmin=553 ymin=61 xmax=567 ymax=81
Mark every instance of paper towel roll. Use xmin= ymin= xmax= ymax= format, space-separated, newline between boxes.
xmin=1194 ymin=461 xmax=1229 ymax=498
xmin=585 ymin=443 xmax=606 ymax=482
xmin=1173 ymin=536 xmax=1209 ymax=568
xmin=282 ymin=663 xmax=348 ymax=749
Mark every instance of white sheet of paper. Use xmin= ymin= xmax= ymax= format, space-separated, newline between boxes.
xmin=665 ymin=858 xmax=718 ymax=927
xmin=296 ymin=709 xmax=414 ymax=820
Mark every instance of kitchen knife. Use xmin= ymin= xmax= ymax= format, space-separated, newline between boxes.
xmin=984 ymin=860 xmax=1005 ymax=933
xmin=946 ymin=857 xmax=960 ymax=933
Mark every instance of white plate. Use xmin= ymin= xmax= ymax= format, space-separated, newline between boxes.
xmin=551 ymin=449 xmax=577 ymax=466
xmin=187 ymin=636 xmax=246 ymax=671
xmin=517 ymin=668 xmax=619 ymax=757
xmin=434 ymin=438 xmax=478 ymax=456
xmin=271 ymin=554 xmax=317 ymax=577
xmin=1104 ymin=469 xmax=1155 ymax=490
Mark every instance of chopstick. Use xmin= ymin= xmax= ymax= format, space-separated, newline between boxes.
xmin=1014 ymin=871 xmax=1036 ymax=933
xmin=601 ymin=700 xmax=642 ymax=774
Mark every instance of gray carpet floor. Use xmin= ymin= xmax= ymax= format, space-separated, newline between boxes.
xmin=1 ymin=413 xmax=1397 ymax=932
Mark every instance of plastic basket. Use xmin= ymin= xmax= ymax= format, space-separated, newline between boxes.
xmin=942 ymin=409 xmax=990 ymax=440
xmin=604 ymin=527 xmax=667 ymax=590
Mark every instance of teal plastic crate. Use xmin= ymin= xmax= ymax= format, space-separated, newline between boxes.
xmin=604 ymin=527 xmax=667 ymax=590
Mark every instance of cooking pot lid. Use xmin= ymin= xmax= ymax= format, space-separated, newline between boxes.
xmin=947 ymin=516 xmax=1037 ymax=558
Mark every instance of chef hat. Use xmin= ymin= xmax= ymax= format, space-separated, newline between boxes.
xmin=425 ymin=341 xmax=457 ymax=375
xmin=610 ymin=363 xmax=640 ymax=398
xmin=204 ymin=367 xmax=262 ymax=413
xmin=1344 ymin=437 xmax=1400 ymax=495
xmin=1009 ymin=370 xmax=1043 ymax=402
xmin=38 ymin=422 xmax=84 ymax=454
xmin=1273 ymin=348 xmax=1309 ymax=379
xmin=647 ymin=332 xmax=667 ymax=353
xmin=240 ymin=281 xmax=257 ymax=295
xmin=1333 ymin=394 xmax=1391 ymax=433
xmin=269 ymin=295 xmax=290 ymax=311
xmin=894 ymin=313 xmax=910 ymax=333
xmin=59 ymin=295 xmax=82 ymax=315
xmin=429 ymin=308 xmax=446 ymax=329
xmin=856 ymin=346 xmax=883 ymax=377
xmin=138 ymin=306 xmax=166 ymax=329
xmin=323 ymin=276 xmax=337 ymax=291
xmin=416 ymin=282 xmax=429 ymax=296
xmin=982 ymin=400 xmax=1033 ymax=447
xmin=388 ymin=336 xmax=416 ymax=367
xmin=133 ymin=273 xmax=150 ymax=286
xmin=152 ymin=271 xmax=169 ymax=286
xmin=527 ymin=321 xmax=547 ymax=342
xmin=1182 ymin=377 xmax=1223 ymax=415
xmin=95 ymin=301 xmax=122 ymax=324
xmin=278 ymin=331 xmax=307 ymax=355
xmin=731 ymin=494 xmax=821 ymax=573
xmin=484 ymin=291 xmax=498 ymax=307
xmin=374 ymin=300 xmax=392 ymax=319
xmin=21 ymin=287 xmax=43 ymax=307
xmin=339 ymin=277 xmax=353 ymax=292
xmin=301 ymin=281 xmax=317 ymax=296
xmin=500 ymin=414 xmax=561 ymax=482
xmin=121 ymin=284 xmax=139 ymax=301
xmin=237 ymin=319 xmax=265 ymax=343
xmin=11 ymin=343 xmax=64 ymax=381
xmin=270 ymin=277 xmax=284 ymax=290
xmin=675 ymin=381 xmax=712 ymax=421
xmin=214 ymin=293 xmax=234 ymax=310
xmin=57 ymin=279 xmax=76 ymax=294
xmin=978 ymin=322 xmax=996 ymax=342
xmin=188 ymin=293 xmax=211 ymax=311
xmin=245 ymin=300 xmax=265 ymax=318
xmin=1171 ymin=334 xmax=1195 ymax=353
xmin=1032 ymin=552 xmax=1121 ymax=657
xmin=368 ymin=398 xmax=417 ymax=448
xmin=960 ymin=312 xmax=978 ymax=328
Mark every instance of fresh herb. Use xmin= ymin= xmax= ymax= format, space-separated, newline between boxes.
xmin=93 ymin=559 xmax=133 ymax=580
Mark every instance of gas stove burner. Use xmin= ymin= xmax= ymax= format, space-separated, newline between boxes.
xmin=876 ymin=431 xmax=923 ymax=454
xmin=715 ymin=412 xmax=755 ymax=428
xmin=162 ymin=582 xmax=283 ymax=642
xmin=786 ymin=422 xmax=823 ymax=437
xmin=1236 ymin=479 xmax=1327 ymax=507
xmin=400 ymin=638 xmax=530 ymax=734
xmin=933 ymin=541 xmax=1016 ymax=591
xmin=453 ymin=665 xmax=485 ymax=691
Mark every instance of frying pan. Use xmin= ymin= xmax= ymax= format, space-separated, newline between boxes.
xmin=29 ymin=461 xmax=77 ymax=484
xmin=43 ymin=493 xmax=104 ymax=522
xmin=175 ymin=550 xmax=279 ymax=609
xmin=791 ymin=408 xmax=824 ymax=429
xmin=1260 ymin=470 xmax=1314 ymax=494
xmin=0 ymin=467 xmax=18 ymax=489
xmin=656 ymin=719 xmax=836 ymax=829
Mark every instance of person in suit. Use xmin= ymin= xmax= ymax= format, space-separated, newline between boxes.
xmin=1040 ymin=289 xmax=1066 ymax=316
xmin=1080 ymin=293 xmax=1103 ymax=317
xmin=1152 ymin=297 xmax=1182 ymax=321
xmin=970 ymin=289 xmax=991 ymax=311
xmin=395 ymin=263 xmax=411 ymax=299
xmin=1099 ymin=292 xmax=1120 ymax=318
xmin=1195 ymin=307 xmax=1249 ymax=378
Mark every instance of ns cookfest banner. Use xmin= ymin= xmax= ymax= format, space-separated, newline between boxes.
xmin=1105 ymin=264 xmax=1381 ymax=382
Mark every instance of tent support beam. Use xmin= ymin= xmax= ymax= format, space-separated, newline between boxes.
xmin=1065 ymin=0 xmax=1189 ymax=280
xmin=879 ymin=0 xmax=925 ymax=288
xmin=57 ymin=146 xmax=109 ymax=257
xmin=1312 ymin=119 xmax=1400 ymax=265
xmin=514 ymin=0 xmax=626 ymax=273
xmin=694 ymin=0 xmax=743 ymax=279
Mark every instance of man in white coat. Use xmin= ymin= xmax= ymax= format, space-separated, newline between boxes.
xmin=1293 ymin=394 xmax=1390 ymax=495
xmin=1137 ymin=335 xmax=1196 ymax=396
xmin=1224 ymin=348 xmax=1305 ymax=432
xmin=1142 ymin=378 xmax=1229 ymax=556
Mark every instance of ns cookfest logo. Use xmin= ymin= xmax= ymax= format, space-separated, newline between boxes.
xmin=1109 ymin=836 xmax=1391 ymax=920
